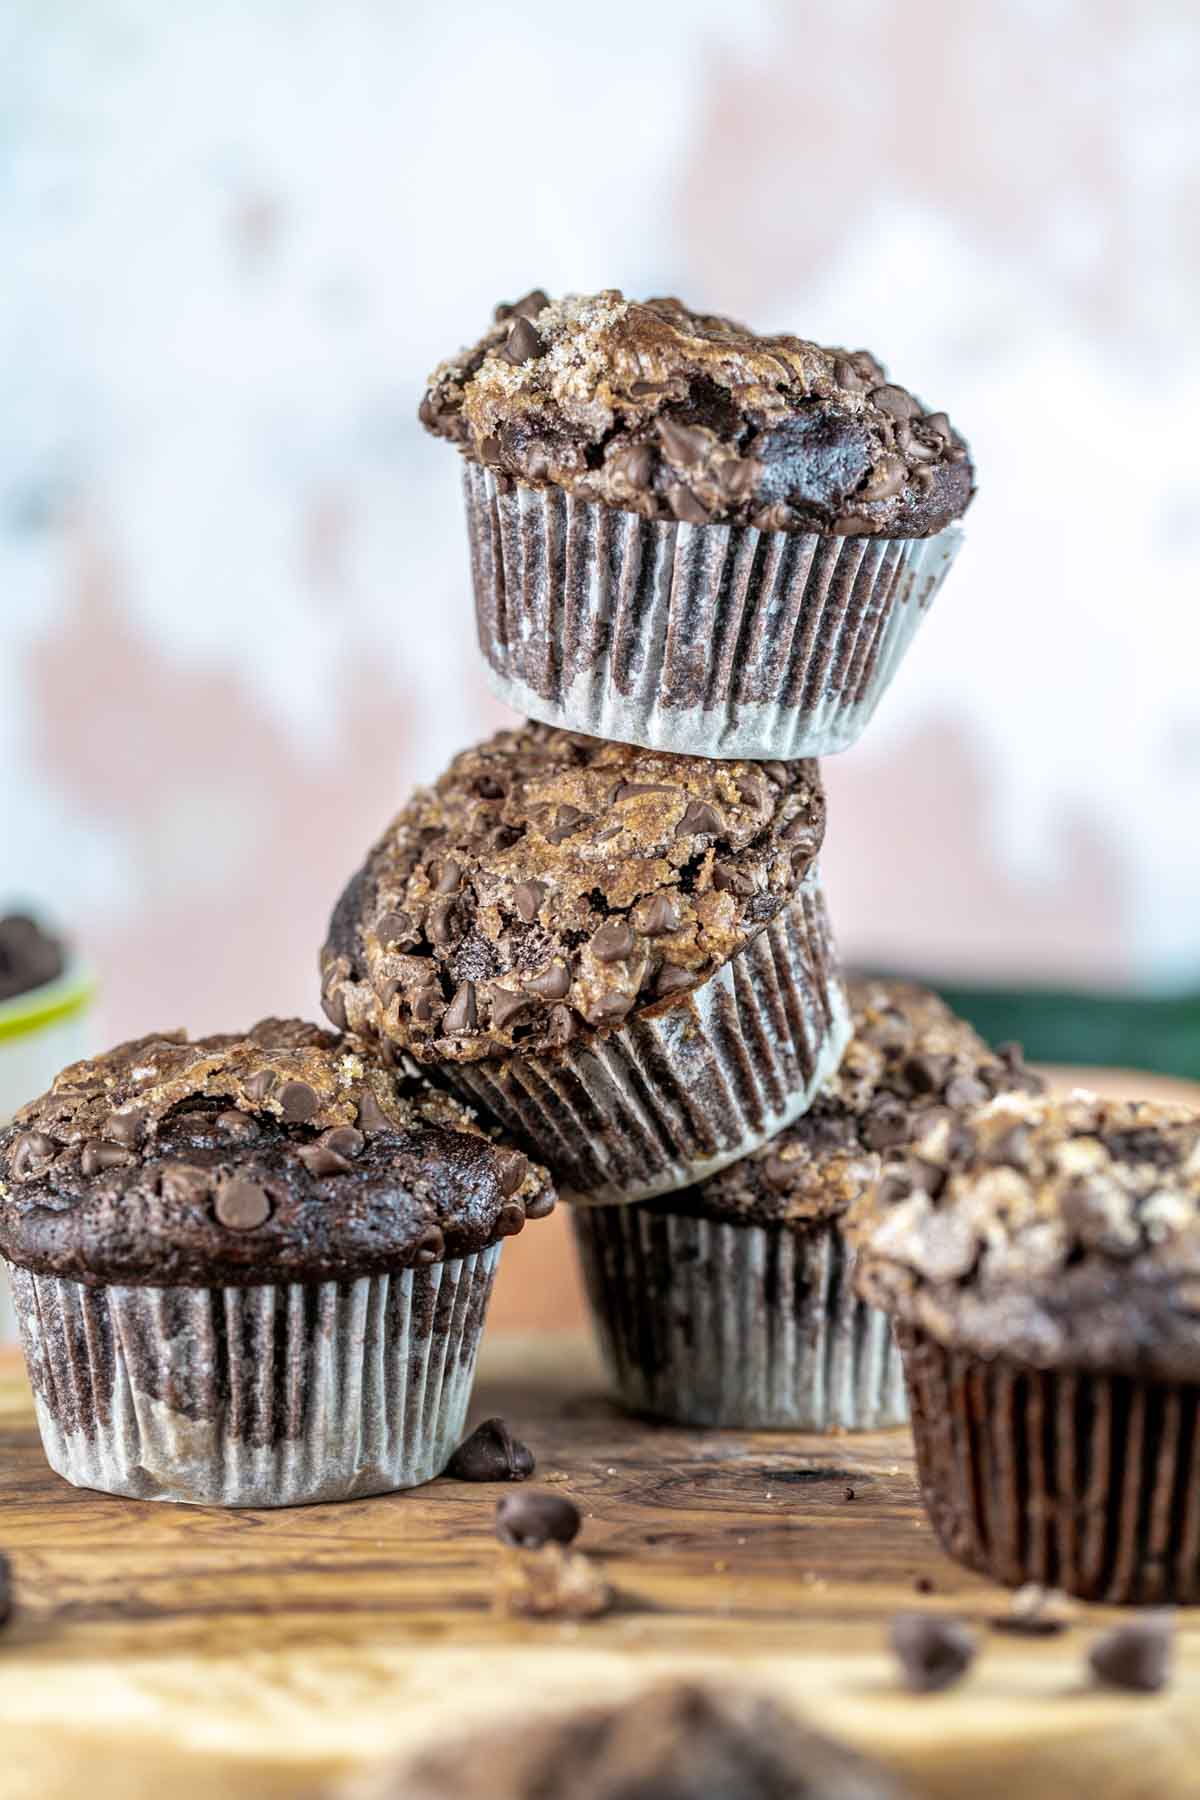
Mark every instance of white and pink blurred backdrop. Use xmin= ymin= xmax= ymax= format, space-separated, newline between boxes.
xmin=5 ymin=0 xmax=1200 ymax=1053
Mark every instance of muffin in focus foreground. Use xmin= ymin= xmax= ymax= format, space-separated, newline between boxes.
xmin=574 ymin=978 xmax=1043 ymax=1429
xmin=321 ymin=723 xmax=848 ymax=1203
xmin=0 ymin=1019 xmax=554 ymax=1506
xmin=852 ymin=1089 xmax=1200 ymax=1601
xmin=421 ymin=289 xmax=972 ymax=758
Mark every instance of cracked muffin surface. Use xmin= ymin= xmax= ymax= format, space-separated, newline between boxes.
xmin=321 ymin=723 xmax=825 ymax=1064
xmin=421 ymin=288 xmax=973 ymax=538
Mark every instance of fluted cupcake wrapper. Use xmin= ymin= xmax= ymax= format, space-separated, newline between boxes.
xmin=465 ymin=463 xmax=962 ymax=760
xmin=439 ymin=871 xmax=849 ymax=1206
xmin=9 ymin=1246 xmax=500 ymax=1507
xmin=572 ymin=1206 xmax=907 ymax=1431
xmin=899 ymin=1322 xmax=1200 ymax=1604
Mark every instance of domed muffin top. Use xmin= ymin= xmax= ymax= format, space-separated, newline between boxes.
xmin=421 ymin=289 xmax=973 ymax=538
xmin=0 ymin=1018 xmax=554 ymax=1285
xmin=320 ymin=723 xmax=825 ymax=1065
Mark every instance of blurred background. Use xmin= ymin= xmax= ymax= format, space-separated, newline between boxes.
xmin=3 ymin=0 xmax=1199 ymax=1322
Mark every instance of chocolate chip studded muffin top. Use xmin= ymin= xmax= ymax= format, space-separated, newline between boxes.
xmin=0 ymin=1019 xmax=554 ymax=1286
xmin=321 ymin=723 xmax=825 ymax=1065
xmin=646 ymin=977 xmax=1043 ymax=1229
xmin=357 ymin=1680 xmax=909 ymax=1800
xmin=851 ymin=1090 xmax=1200 ymax=1379
xmin=420 ymin=288 xmax=973 ymax=538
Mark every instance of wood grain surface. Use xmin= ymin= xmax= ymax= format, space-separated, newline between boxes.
xmin=1 ymin=1328 xmax=1198 ymax=1800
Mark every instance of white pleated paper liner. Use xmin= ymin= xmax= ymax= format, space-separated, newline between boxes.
xmin=465 ymin=463 xmax=962 ymax=760
xmin=572 ymin=1205 xmax=907 ymax=1432
xmin=9 ymin=1245 xmax=500 ymax=1507
xmin=440 ymin=871 xmax=849 ymax=1207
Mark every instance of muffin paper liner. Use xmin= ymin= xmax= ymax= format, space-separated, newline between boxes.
xmin=439 ymin=870 xmax=849 ymax=1206
xmin=572 ymin=1206 xmax=907 ymax=1431
xmin=465 ymin=463 xmax=962 ymax=759
xmin=9 ymin=1246 xmax=500 ymax=1507
xmin=900 ymin=1322 xmax=1200 ymax=1604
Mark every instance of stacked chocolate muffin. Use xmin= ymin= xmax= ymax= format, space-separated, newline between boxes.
xmin=321 ymin=288 xmax=1001 ymax=1432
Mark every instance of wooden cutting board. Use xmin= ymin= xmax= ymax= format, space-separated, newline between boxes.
xmin=0 ymin=1330 xmax=1197 ymax=1800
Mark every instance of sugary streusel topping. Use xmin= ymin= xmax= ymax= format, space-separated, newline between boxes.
xmin=851 ymin=1090 xmax=1200 ymax=1378
xmin=420 ymin=289 xmax=973 ymax=538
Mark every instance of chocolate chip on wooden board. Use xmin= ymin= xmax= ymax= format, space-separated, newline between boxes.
xmin=445 ymin=1418 xmax=534 ymax=1482
xmin=495 ymin=1490 xmax=580 ymax=1549
xmin=1089 ymin=1616 xmax=1174 ymax=1693
xmin=889 ymin=1613 xmax=976 ymax=1693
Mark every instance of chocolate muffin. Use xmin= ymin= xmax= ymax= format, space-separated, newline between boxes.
xmin=351 ymin=1681 xmax=910 ymax=1799
xmin=0 ymin=1019 xmax=555 ymax=1505
xmin=322 ymin=724 xmax=848 ymax=1204
xmin=851 ymin=1089 xmax=1200 ymax=1602
xmin=574 ymin=978 xmax=1042 ymax=1429
xmin=421 ymin=289 xmax=971 ymax=758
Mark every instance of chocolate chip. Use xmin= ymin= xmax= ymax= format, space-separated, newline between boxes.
xmin=590 ymin=919 xmax=636 ymax=963
xmin=376 ymin=910 xmax=418 ymax=949
xmin=657 ymin=419 xmax=710 ymax=465
xmin=297 ymin=1142 xmax=354 ymax=1177
xmin=496 ymin=1150 xmax=528 ymax=1197
xmin=944 ymin=1074 xmax=989 ymax=1110
xmin=491 ymin=988 xmax=530 ymax=1031
xmin=834 ymin=357 xmax=863 ymax=390
xmin=763 ymin=1154 xmax=797 ymax=1192
xmin=543 ymin=805 xmax=585 ymax=845
xmin=760 ymin=761 xmax=791 ymax=787
xmin=322 ymin=985 xmax=348 ymax=1031
xmin=585 ymin=992 xmax=633 ymax=1029
xmin=609 ymin=443 xmax=654 ymax=488
xmin=158 ymin=1161 xmax=210 ymax=1204
xmin=903 ymin=1054 xmax=954 ymax=1097
xmin=544 ymin=1004 xmax=577 ymax=1047
xmin=871 ymin=384 xmax=920 ymax=420
xmin=479 ymin=434 xmax=502 ymax=465
xmin=527 ymin=963 xmax=570 ymax=1001
xmin=489 ymin=823 xmax=521 ymax=851
xmin=443 ymin=981 xmax=478 ymax=1035
xmin=105 ymin=1108 xmax=146 ymax=1148
xmin=357 ymin=1090 xmax=393 ymax=1133
xmin=717 ymin=456 xmax=762 ymax=501
xmin=1089 ymin=1617 xmax=1173 ymax=1693
xmin=495 ymin=1201 xmax=526 ymax=1238
xmin=676 ymin=800 xmax=723 ymax=838
xmin=321 ymin=1125 xmax=364 ymax=1158
xmin=667 ymin=484 xmax=709 ymax=524
xmin=243 ymin=1069 xmax=277 ymax=1104
xmin=611 ymin=780 xmax=676 ymax=803
xmin=524 ymin=1185 xmax=556 ymax=1220
xmin=495 ymin=1491 xmax=581 ymax=1549
xmin=414 ymin=1225 xmax=445 ymax=1265
xmin=501 ymin=315 xmax=545 ymax=365
xmin=513 ymin=879 xmax=546 ymax=924
xmin=889 ymin=1614 xmax=976 ymax=1693
xmin=655 ymin=965 xmax=695 ymax=1000
xmin=9 ymin=1131 xmax=56 ymax=1181
xmin=446 ymin=1417 xmax=535 ymax=1483
xmin=844 ymin=1486 xmax=856 ymax=1502
xmin=428 ymin=897 xmax=460 ymax=947
xmin=80 ymin=1140 xmax=135 ymax=1176
xmin=496 ymin=288 xmax=550 ymax=323
xmin=434 ymin=860 xmax=462 ymax=896
xmin=859 ymin=454 xmax=907 ymax=502
xmin=631 ymin=893 xmax=681 ymax=937
xmin=921 ymin=411 xmax=953 ymax=445
xmin=216 ymin=1110 xmax=260 ymax=1143
xmin=862 ymin=1100 xmax=909 ymax=1152
xmin=712 ymin=863 xmax=754 ymax=896
xmin=214 ymin=1178 xmax=272 ymax=1231
xmin=279 ymin=1081 xmax=319 ymax=1124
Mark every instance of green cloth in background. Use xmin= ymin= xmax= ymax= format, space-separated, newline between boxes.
xmin=917 ymin=982 xmax=1200 ymax=1084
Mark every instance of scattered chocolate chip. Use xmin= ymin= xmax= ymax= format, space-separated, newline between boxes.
xmin=479 ymin=434 xmax=502 ymax=465
xmin=587 ymin=992 xmax=634 ymax=1029
xmin=921 ymin=411 xmax=953 ymax=445
xmin=608 ymin=442 xmax=655 ymax=488
xmin=871 ymin=384 xmax=920 ymax=420
xmin=590 ymin=919 xmax=636 ymax=963
xmin=496 ymin=1490 xmax=581 ymax=1550
xmin=544 ymin=1004 xmax=577 ymax=1047
xmin=712 ymin=863 xmax=755 ymax=896
xmin=446 ymin=1417 xmax=535 ymax=1482
xmin=667 ymin=484 xmax=709 ymax=524
xmin=491 ymin=988 xmax=530 ymax=1032
xmin=844 ymin=1486 xmax=856 ymax=1502
xmin=105 ymin=1108 xmax=146 ymax=1148
xmin=903 ymin=1054 xmax=954 ymax=1096
xmin=527 ymin=963 xmax=570 ymax=1001
xmin=297 ymin=1142 xmax=354 ymax=1177
xmin=357 ymin=1090 xmax=393 ymax=1133
xmin=676 ymin=800 xmax=723 ymax=838
xmin=496 ymin=1150 xmax=529 ymax=1197
xmin=323 ymin=1126 xmax=364 ymax=1158
xmin=611 ymin=780 xmax=676 ymax=803
xmin=434 ymin=860 xmax=462 ymax=896
xmin=278 ymin=1081 xmax=319 ymax=1124
xmin=542 ymin=804 xmax=586 ymax=845
xmin=216 ymin=1109 xmax=260 ymax=1143
xmin=513 ymin=879 xmax=546 ymax=924
xmin=763 ymin=1154 xmax=797 ymax=1193
xmin=413 ymin=1225 xmax=445 ymax=1265
xmin=631 ymin=893 xmax=681 ymax=937
xmin=427 ymin=897 xmax=460 ymax=947
xmin=657 ymin=418 xmax=709 ymax=465
xmin=780 ymin=811 xmax=816 ymax=844
xmin=523 ymin=1185 xmax=556 ymax=1220
xmin=243 ymin=1069 xmax=277 ymax=1105
xmin=443 ymin=981 xmax=478 ymax=1035
xmin=214 ymin=1177 xmax=272 ymax=1231
xmin=495 ymin=1202 xmax=526 ymax=1238
xmin=80 ymin=1140 xmax=135 ymax=1177
xmin=1089 ymin=1617 xmax=1173 ymax=1693
xmin=501 ymin=315 xmax=545 ymax=365
xmin=890 ymin=1614 xmax=976 ymax=1693
xmin=9 ymin=1131 xmax=56 ymax=1181
xmin=376 ymin=910 xmax=418 ymax=949
xmin=862 ymin=1101 xmax=910 ymax=1152
xmin=495 ymin=288 xmax=549 ymax=323
xmin=858 ymin=454 xmax=907 ymax=502
xmin=322 ymin=985 xmax=348 ymax=1031
xmin=913 ymin=1576 xmax=935 ymax=1595
xmin=760 ymin=761 xmax=791 ymax=787
xmin=655 ymin=965 xmax=696 ymax=1000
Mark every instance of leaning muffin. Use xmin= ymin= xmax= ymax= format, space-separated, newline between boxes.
xmin=574 ymin=978 xmax=1042 ymax=1429
xmin=0 ymin=1019 xmax=554 ymax=1506
xmin=852 ymin=1089 xmax=1200 ymax=1602
xmin=321 ymin=724 xmax=847 ymax=1204
xmin=421 ymin=289 xmax=971 ymax=759
xmin=348 ymin=1681 xmax=910 ymax=1800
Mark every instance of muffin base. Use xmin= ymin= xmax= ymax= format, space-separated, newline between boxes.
xmin=573 ymin=1207 xmax=907 ymax=1431
xmin=466 ymin=463 xmax=962 ymax=760
xmin=440 ymin=871 xmax=849 ymax=1206
xmin=10 ymin=1247 xmax=500 ymax=1507
xmin=900 ymin=1322 xmax=1200 ymax=1604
